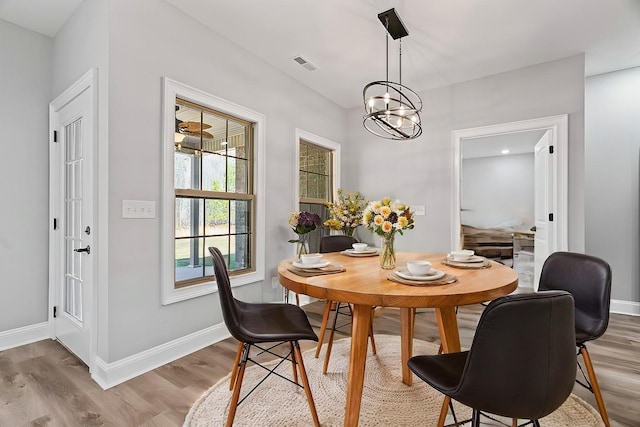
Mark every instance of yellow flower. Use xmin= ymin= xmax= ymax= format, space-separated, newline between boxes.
xmin=381 ymin=197 xmax=392 ymax=205
xmin=324 ymin=219 xmax=342 ymax=230
xmin=372 ymin=201 xmax=382 ymax=210
xmin=382 ymin=221 xmax=393 ymax=233
xmin=374 ymin=215 xmax=384 ymax=226
xmin=364 ymin=211 xmax=373 ymax=223
xmin=380 ymin=206 xmax=392 ymax=219
xmin=397 ymin=216 xmax=408 ymax=228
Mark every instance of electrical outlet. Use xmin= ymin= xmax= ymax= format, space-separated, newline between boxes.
xmin=122 ymin=200 xmax=156 ymax=218
xmin=414 ymin=205 xmax=426 ymax=216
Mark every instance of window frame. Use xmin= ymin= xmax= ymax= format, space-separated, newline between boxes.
xmin=294 ymin=128 xmax=341 ymax=255
xmin=162 ymin=78 xmax=265 ymax=305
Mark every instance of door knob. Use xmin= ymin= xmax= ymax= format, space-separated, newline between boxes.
xmin=74 ymin=245 xmax=91 ymax=254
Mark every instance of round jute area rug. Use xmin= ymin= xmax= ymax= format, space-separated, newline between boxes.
xmin=184 ymin=335 xmax=604 ymax=426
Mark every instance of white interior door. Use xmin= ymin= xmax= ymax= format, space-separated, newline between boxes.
xmin=533 ymin=131 xmax=552 ymax=290
xmin=50 ymin=76 xmax=94 ymax=367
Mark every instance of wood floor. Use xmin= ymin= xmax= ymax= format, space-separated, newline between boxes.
xmin=1 ymin=301 xmax=638 ymax=426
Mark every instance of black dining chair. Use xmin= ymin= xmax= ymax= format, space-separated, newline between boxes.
xmin=314 ymin=235 xmax=377 ymax=374
xmin=538 ymin=251 xmax=612 ymax=427
xmin=208 ymin=246 xmax=320 ymax=427
xmin=408 ymin=291 xmax=577 ymax=427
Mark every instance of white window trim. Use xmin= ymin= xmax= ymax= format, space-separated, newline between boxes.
xmin=161 ymin=78 xmax=266 ymax=305
xmin=293 ymin=128 xmax=341 ymax=255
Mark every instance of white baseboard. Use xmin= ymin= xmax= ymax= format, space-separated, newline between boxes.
xmin=611 ymin=298 xmax=640 ymax=316
xmin=92 ymin=322 xmax=230 ymax=389
xmin=0 ymin=322 xmax=50 ymax=351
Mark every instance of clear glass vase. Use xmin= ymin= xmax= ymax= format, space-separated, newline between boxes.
xmin=380 ymin=234 xmax=396 ymax=269
xmin=296 ymin=233 xmax=309 ymax=259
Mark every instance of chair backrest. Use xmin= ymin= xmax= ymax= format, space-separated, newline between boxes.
xmin=319 ymin=235 xmax=358 ymax=253
xmin=208 ymin=246 xmax=245 ymax=342
xmin=455 ymin=291 xmax=576 ymax=420
xmin=538 ymin=251 xmax=612 ymax=341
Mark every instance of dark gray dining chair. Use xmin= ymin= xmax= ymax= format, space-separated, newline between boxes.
xmin=209 ymin=246 xmax=320 ymax=427
xmin=538 ymin=251 xmax=612 ymax=427
xmin=408 ymin=291 xmax=576 ymax=427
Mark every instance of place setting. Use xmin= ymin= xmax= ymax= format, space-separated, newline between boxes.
xmin=340 ymin=242 xmax=379 ymax=257
xmin=288 ymin=253 xmax=346 ymax=277
xmin=441 ymin=249 xmax=492 ymax=269
xmin=388 ymin=260 xmax=457 ymax=286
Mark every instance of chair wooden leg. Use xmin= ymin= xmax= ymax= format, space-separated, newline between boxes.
xmin=368 ymin=308 xmax=377 ymax=355
xmin=229 ymin=341 xmax=244 ymax=390
xmin=294 ymin=342 xmax=321 ymax=427
xmin=580 ymin=345 xmax=611 ymax=427
xmin=437 ymin=396 xmax=451 ymax=427
xmin=315 ymin=300 xmax=333 ymax=358
xmin=290 ymin=342 xmax=299 ymax=384
xmin=323 ymin=302 xmax=342 ymax=374
xmin=512 ymin=418 xmax=518 ymax=427
xmin=226 ymin=344 xmax=249 ymax=427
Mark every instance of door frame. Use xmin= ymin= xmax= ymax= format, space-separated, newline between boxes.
xmin=48 ymin=68 xmax=98 ymax=371
xmin=451 ymin=115 xmax=568 ymax=269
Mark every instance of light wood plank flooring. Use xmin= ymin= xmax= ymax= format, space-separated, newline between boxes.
xmin=1 ymin=301 xmax=638 ymax=426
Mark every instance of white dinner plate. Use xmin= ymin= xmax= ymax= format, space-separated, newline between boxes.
xmin=344 ymin=248 xmax=378 ymax=255
xmin=448 ymin=255 xmax=484 ymax=263
xmin=292 ymin=260 xmax=330 ymax=269
xmin=395 ymin=269 xmax=445 ymax=281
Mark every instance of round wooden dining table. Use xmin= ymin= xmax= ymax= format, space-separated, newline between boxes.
xmin=278 ymin=251 xmax=518 ymax=427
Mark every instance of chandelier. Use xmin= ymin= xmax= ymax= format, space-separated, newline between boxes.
xmin=363 ymin=8 xmax=422 ymax=140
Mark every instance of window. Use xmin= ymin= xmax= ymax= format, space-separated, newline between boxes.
xmin=174 ymin=99 xmax=254 ymax=286
xmin=162 ymin=78 xmax=265 ymax=304
xmin=294 ymin=129 xmax=341 ymax=253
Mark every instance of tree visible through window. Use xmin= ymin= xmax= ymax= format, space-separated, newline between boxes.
xmin=174 ymin=99 xmax=254 ymax=287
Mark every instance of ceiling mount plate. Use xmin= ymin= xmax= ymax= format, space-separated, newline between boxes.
xmin=377 ymin=8 xmax=409 ymax=40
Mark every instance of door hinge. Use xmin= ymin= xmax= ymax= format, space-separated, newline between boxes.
xmin=53 ymin=218 xmax=57 ymax=230
xmin=549 ymin=145 xmax=554 ymax=154
xmin=53 ymin=306 xmax=57 ymax=318
xmin=549 ymin=213 xmax=554 ymax=222
xmin=53 ymin=130 xmax=58 ymax=143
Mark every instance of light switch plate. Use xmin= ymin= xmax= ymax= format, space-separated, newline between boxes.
xmin=122 ymin=200 xmax=156 ymax=219
xmin=414 ymin=205 xmax=426 ymax=216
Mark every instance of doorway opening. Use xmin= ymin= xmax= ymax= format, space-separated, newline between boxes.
xmin=451 ymin=115 xmax=568 ymax=290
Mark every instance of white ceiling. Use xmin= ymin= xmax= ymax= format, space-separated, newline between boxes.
xmin=0 ymin=0 xmax=83 ymax=38
xmin=3 ymin=0 xmax=640 ymax=108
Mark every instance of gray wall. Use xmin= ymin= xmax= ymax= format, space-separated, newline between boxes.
xmin=0 ymin=20 xmax=52 ymax=331
xmin=586 ymin=67 xmax=640 ymax=303
xmin=345 ymin=55 xmax=585 ymax=254
xmin=103 ymin=0 xmax=346 ymax=361
xmin=461 ymin=153 xmax=534 ymax=229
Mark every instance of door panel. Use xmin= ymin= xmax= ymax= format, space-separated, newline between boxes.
xmin=52 ymin=85 xmax=93 ymax=366
xmin=534 ymin=131 xmax=552 ymax=290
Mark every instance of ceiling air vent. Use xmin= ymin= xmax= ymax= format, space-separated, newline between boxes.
xmin=292 ymin=55 xmax=318 ymax=71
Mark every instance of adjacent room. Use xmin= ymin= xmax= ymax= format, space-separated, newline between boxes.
xmin=1 ymin=0 xmax=639 ymax=426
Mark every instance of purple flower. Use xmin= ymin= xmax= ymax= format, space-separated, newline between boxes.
xmin=298 ymin=211 xmax=321 ymax=228
xmin=289 ymin=211 xmax=321 ymax=236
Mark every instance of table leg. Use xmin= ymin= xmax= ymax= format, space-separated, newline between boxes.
xmin=435 ymin=306 xmax=461 ymax=427
xmin=400 ymin=307 xmax=415 ymax=385
xmin=343 ymin=304 xmax=372 ymax=427
xmin=435 ymin=306 xmax=461 ymax=353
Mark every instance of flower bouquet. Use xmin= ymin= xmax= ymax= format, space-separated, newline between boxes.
xmin=323 ymin=188 xmax=367 ymax=237
xmin=288 ymin=211 xmax=321 ymax=258
xmin=362 ymin=197 xmax=414 ymax=269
